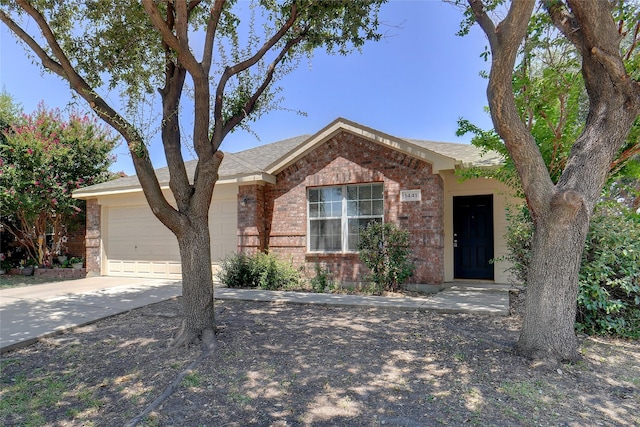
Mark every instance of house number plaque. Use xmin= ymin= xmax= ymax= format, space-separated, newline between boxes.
xmin=400 ymin=189 xmax=421 ymax=202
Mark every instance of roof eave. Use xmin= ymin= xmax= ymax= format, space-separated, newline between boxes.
xmin=72 ymin=172 xmax=276 ymax=199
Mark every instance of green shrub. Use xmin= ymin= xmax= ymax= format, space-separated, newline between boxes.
xmin=217 ymin=252 xmax=253 ymax=288
xmin=310 ymin=262 xmax=336 ymax=293
xmin=500 ymin=202 xmax=640 ymax=338
xmin=498 ymin=204 xmax=533 ymax=285
xmin=357 ymin=222 xmax=415 ymax=294
xmin=576 ymin=204 xmax=640 ymax=338
xmin=250 ymin=252 xmax=301 ymax=291
xmin=217 ymin=251 xmax=302 ymax=290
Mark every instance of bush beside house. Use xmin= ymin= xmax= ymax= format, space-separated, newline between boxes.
xmin=502 ymin=203 xmax=640 ymax=339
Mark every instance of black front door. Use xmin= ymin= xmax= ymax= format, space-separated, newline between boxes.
xmin=453 ymin=195 xmax=494 ymax=280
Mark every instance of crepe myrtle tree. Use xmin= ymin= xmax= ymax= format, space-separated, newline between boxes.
xmin=462 ymin=0 xmax=640 ymax=362
xmin=0 ymin=0 xmax=387 ymax=349
xmin=0 ymin=99 xmax=117 ymax=267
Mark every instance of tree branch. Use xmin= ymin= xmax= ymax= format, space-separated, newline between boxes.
xmin=201 ymin=0 xmax=225 ymax=74
xmin=544 ymin=0 xmax=583 ymax=47
xmin=468 ymin=0 xmax=497 ymax=47
xmin=468 ymin=0 xmax=555 ymax=213
xmin=591 ymin=45 xmax=631 ymax=84
xmin=0 ymin=10 xmax=64 ymax=77
xmin=142 ymin=0 xmax=204 ymax=80
xmin=212 ymin=3 xmax=299 ymax=146
xmin=221 ymin=30 xmax=308 ymax=142
xmin=555 ymin=0 xmax=640 ymax=206
xmin=143 ymin=0 xmax=212 ymax=168
xmin=7 ymin=0 xmax=182 ymax=233
xmin=610 ymin=144 xmax=640 ymax=173
xmin=623 ymin=19 xmax=640 ymax=61
xmin=175 ymin=0 xmax=190 ymax=52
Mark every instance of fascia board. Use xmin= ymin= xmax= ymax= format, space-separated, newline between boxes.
xmin=266 ymin=118 xmax=458 ymax=174
xmin=72 ymin=173 xmax=275 ymax=199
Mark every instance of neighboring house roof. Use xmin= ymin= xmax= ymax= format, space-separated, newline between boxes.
xmin=73 ymin=118 xmax=502 ymax=198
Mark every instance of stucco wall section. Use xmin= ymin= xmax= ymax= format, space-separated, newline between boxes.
xmin=263 ymin=131 xmax=445 ymax=285
xmin=440 ymin=170 xmax=520 ymax=283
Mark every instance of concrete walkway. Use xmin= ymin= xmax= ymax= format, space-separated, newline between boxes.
xmin=0 ymin=277 xmax=509 ymax=353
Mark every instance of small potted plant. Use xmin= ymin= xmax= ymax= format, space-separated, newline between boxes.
xmin=69 ymin=257 xmax=84 ymax=269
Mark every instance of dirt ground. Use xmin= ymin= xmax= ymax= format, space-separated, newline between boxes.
xmin=1 ymin=297 xmax=639 ymax=427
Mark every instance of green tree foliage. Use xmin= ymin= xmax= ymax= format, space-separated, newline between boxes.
xmin=497 ymin=204 xmax=533 ymax=285
xmin=0 ymin=0 xmax=387 ymax=347
xmin=0 ymin=98 xmax=117 ymax=266
xmin=578 ymin=204 xmax=640 ymax=338
xmin=456 ymin=3 xmax=640 ymax=194
xmin=502 ymin=203 xmax=640 ymax=338
xmin=460 ymin=1 xmax=640 ymax=361
xmin=358 ymin=221 xmax=414 ymax=294
xmin=0 ymin=92 xmax=21 ymax=144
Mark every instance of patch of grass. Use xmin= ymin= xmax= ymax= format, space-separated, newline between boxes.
xmin=0 ymin=368 xmax=96 ymax=426
xmin=141 ymin=415 xmax=162 ymax=427
xmin=77 ymin=388 xmax=103 ymax=408
xmin=65 ymin=407 xmax=80 ymax=418
xmin=0 ymin=358 xmax=19 ymax=371
xmin=499 ymin=379 xmax=544 ymax=402
xmin=498 ymin=404 xmax=528 ymax=422
xmin=228 ymin=391 xmax=252 ymax=405
xmin=0 ymin=275 xmax=79 ymax=289
xmin=181 ymin=371 xmax=202 ymax=388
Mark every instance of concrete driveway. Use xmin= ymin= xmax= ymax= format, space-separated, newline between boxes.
xmin=0 ymin=277 xmax=182 ymax=353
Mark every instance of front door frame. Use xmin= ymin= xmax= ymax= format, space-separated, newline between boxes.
xmin=453 ymin=194 xmax=495 ymax=280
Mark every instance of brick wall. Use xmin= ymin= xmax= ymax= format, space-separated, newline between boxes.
xmin=85 ymin=199 xmax=101 ymax=276
xmin=238 ymin=131 xmax=444 ymax=285
xmin=237 ymin=184 xmax=266 ymax=254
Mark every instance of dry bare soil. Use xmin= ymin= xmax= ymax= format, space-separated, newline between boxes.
xmin=1 ymin=297 xmax=639 ymax=427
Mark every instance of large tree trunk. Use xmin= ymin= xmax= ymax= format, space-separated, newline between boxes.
xmin=468 ymin=0 xmax=640 ymax=363
xmin=516 ymin=205 xmax=590 ymax=362
xmin=173 ymin=215 xmax=216 ymax=350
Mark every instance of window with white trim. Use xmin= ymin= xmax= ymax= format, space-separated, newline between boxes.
xmin=308 ymin=183 xmax=383 ymax=252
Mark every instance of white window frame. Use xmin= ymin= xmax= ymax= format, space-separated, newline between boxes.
xmin=307 ymin=183 xmax=384 ymax=253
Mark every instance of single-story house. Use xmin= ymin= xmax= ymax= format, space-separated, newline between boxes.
xmin=73 ymin=118 xmax=518 ymax=285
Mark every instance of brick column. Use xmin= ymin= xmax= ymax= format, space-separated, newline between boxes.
xmin=85 ymin=199 xmax=101 ymax=276
xmin=237 ymin=185 xmax=265 ymax=254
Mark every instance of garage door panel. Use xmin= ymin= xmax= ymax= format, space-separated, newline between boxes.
xmin=106 ymin=199 xmax=236 ymax=278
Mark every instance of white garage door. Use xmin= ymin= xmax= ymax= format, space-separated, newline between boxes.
xmin=105 ymin=199 xmax=237 ymax=278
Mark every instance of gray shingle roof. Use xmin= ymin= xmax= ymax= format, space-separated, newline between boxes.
xmin=73 ymin=122 xmax=502 ymax=197
xmin=404 ymin=139 xmax=503 ymax=168
xmin=230 ymin=135 xmax=311 ymax=171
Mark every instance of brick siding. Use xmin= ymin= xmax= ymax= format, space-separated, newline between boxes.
xmin=237 ymin=184 xmax=266 ymax=254
xmin=238 ymin=131 xmax=444 ymax=285
xmin=85 ymin=199 xmax=101 ymax=276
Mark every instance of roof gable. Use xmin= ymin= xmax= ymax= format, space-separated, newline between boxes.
xmin=266 ymin=118 xmax=470 ymax=174
xmin=73 ymin=118 xmax=502 ymax=198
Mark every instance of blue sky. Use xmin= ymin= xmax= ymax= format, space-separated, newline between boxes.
xmin=0 ymin=1 xmax=493 ymax=176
